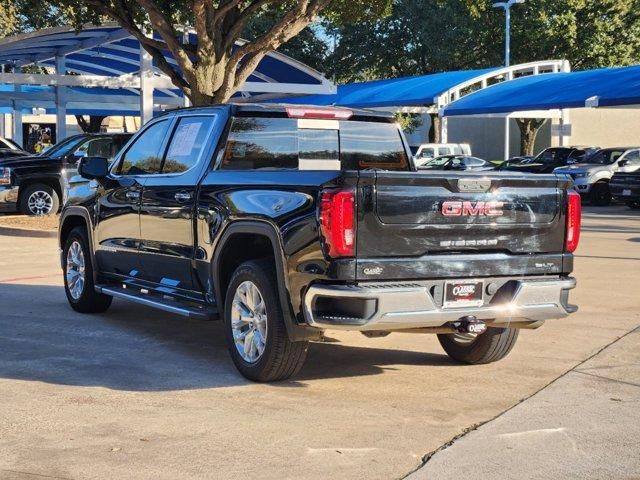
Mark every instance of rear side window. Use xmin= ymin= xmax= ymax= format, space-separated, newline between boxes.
xmin=221 ymin=117 xmax=297 ymax=170
xmin=221 ymin=116 xmax=408 ymax=171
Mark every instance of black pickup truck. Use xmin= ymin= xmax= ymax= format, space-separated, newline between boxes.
xmin=59 ymin=104 xmax=580 ymax=382
xmin=0 ymin=133 xmax=131 ymax=215
xmin=610 ymin=171 xmax=640 ymax=209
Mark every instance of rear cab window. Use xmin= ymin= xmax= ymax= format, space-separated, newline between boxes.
xmin=220 ymin=114 xmax=409 ymax=171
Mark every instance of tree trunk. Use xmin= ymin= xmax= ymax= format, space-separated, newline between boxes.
xmin=75 ymin=115 xmax=107 ymax=133
xmin=429 ymin=113 xmax=441 ymax=143
xmin=515 ymin=118 xmax=547 ymax=156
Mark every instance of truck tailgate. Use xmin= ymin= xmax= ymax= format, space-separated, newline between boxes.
xmin=355 ymin=171 xmax=570 ymax=281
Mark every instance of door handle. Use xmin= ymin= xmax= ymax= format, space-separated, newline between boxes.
xmin=174 ymin=192 xmax=192 ymax=202
xmin=125 ymin=190 xmax=141 ymax=200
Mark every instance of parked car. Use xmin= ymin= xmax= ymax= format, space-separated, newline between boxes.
xmin=610 ymin=171 xmax=640 ymax=209
xmin=0 ymin=133 xmax=132 ymax=216
xmin=419 ymin=155 xmax=494 ymax=171
xmin=413 ymin=143 xmax=472 ymax=166
xmin=554 ymin=147 xmax=640 ymax=206
xmin=59 ymin=104 xmax=579 ymax=382
xmin=500 ymin=146 xmax=599 ymax=174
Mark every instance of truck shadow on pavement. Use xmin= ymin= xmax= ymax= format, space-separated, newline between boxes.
xmin=0 ymin=283 xmax=456 ymax=391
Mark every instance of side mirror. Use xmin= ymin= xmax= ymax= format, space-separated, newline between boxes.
xmin=67 ymin=150 xmax=87 ymax=165
xmin=618 ymin=159 xmax=629 ymax=167
xmin=78 ymin=156 xmax=109 ymax=180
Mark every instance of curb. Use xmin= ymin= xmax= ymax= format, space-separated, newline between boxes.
xmin=0 ymin=225 xmax=58 ymax=238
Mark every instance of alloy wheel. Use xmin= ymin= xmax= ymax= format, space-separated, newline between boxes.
xmin=230 ymin=280 xmax=268 ymax=363
xmin=66 ymin=240 xmax=86 ymax=300
xmin=27 ymin=190 xmax=54 ymax=215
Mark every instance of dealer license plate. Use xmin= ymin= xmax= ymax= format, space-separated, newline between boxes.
xmin=443 ymin=280 xmax=484 ymax=308
xmin=623 ymin=189 xmax=632 ymax=196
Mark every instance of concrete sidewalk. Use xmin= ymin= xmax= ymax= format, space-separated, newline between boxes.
xmin=408 ymin=326 xmax=640 ymax=480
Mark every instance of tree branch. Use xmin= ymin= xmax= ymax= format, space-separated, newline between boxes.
xmin=136 ymin=0 xmax=194 ymax=76
xmin=84 ymin=0 xmax=191 ymax=94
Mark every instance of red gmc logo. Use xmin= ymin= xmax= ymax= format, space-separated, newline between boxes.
xmin=441 ymin=201 xmax=504 ymax=216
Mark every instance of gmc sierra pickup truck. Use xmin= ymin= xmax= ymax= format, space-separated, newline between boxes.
xmin=59 ymin=104 xmax=580 ymax=382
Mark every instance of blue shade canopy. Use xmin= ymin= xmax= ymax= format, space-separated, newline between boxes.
xmin=276 ymin=68 xmax=499 ymax=108
xmin=444 ymin=65 xmax=640 ymax=116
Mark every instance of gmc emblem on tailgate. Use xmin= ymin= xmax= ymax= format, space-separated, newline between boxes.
xmin=441 ymin=201 xmax=504 ymax=216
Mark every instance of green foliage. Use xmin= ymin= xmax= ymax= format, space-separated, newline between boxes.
xmin=328 ymin=0 xmax=640 ymax=83
xmin=394 ymin=112 xmax=423 ymax=134
xmin=0 ymin=0 xmax=19 ymax=37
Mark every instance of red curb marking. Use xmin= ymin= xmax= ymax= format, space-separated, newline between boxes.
xmin=0 ymin=273 xmax=60 ymax=284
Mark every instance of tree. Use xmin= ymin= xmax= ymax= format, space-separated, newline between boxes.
xmin=509 ymin=0 xmax=640 ymax=155
xmin=328 ymin=0 xmax=640 ymax=152
xmin=25 ymin=0 xmax=390 ymax=105
xmin=326 ymin=0 xmax=502 ymax=142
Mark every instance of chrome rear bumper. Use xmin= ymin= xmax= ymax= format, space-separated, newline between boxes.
xmin=303 ymin=277 xmax=577 ymax=331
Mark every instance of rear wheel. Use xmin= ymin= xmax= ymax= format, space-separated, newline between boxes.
xmin=224 ymin=259 xmax=308 ymax=382
xmin=590 ymin=182 xmax=611 ymax=206
xmin=438 ymin=327 xmax=519 ymax=364
xmin=626 ymin=201 xmax=640 ymax=210
xmin=20 ymin=183 xmax=60 ymax=216
xmin=63 ymin=227 xmax=112 ymax=313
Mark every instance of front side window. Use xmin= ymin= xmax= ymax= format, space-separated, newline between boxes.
xmin=74 ymin=138 xmax=114 ymax=159
xmin=117 ymin=120 xmax=170 ymax=175
xmin=624 ymin=150 xmax=640 ymax=164
xmin=163 ymin=116 xmax=215 ymax=174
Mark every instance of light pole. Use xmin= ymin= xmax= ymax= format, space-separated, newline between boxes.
xmin=493 ymin=0 xmax=525 ymax=67
xmin=494 ymin=0 xmax=525 ymax=161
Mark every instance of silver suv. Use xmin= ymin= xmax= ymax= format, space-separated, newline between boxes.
xmin=555 ymin=147 xmax=640 ymax=206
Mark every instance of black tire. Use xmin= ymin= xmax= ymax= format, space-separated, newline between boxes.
xmin=626 ymin=201 xmax=640 ymax=210
xmin=62 ymin=227 xmax=112 ymax=313
xmin=20 ymin=183 xmax=60 ymax=216
xmin=438 ymin=327 xmax=519 ymax=365
xmin=590 ymin=182 xmax=611 ymax=206
xmin=223 ymin=259 xmax=308 ymax=382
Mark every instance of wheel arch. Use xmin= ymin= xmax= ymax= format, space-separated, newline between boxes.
xmin=212 ymin=221 xmax=320 ymax=342
xmin=18 ymin=176 xmax=63 ymax=204
xmin=59 ymin=207 xmax=97 ymax=280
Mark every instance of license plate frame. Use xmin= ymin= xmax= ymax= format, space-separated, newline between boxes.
xmin=623 ymin=189 xmax=632 ymax=196
xmin=443 ymin=280 xmax=485 ymax=308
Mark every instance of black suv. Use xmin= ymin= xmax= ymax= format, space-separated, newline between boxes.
xmin=59 ymin=104 xmax=579 ymax=382
xmin=500 ymin=146 xmax=598 ymax=174
xmin=0 ymin=133 xmax=132 ymax=215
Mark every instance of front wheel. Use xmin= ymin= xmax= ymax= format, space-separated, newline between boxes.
xmin=223 ymin=259 xmax=308 ymax=382
xmin=20 ymin=183 xmax=60 ymax=216
xmin=626 ymin=200 xmax=640 ymax=210
xmin=438 ymin=327 xmax=519 ymax=364
xmin=63 ymin=227 xmax=112 ymax=313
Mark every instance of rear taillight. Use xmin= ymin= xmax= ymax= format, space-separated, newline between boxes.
xmin=565 ymin=190 xmax=581 ymax=252
xmin=319 ymin=189 xmax=355 ymax=258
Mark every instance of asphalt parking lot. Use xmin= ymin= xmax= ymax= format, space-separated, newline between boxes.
xmin=0 ymin=205 xmax=639 ymax=480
